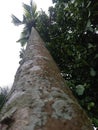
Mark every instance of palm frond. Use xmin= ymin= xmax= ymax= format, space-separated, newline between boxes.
xmin=23 ymin=1 xmax=38 ymax=20
xmin=23 ymin=3 xmax=33 ymax=23
xmin=11 ymin=15 xmax=23 ymax=26
xmin=12 ymin=1 xmax=38 ymax=47
xmin=17 ymin=37 xmax=28 ymax=47
xmin=17 ymin=27 xmax=30 ymax=46
xmin=22 ymin=15 xmax=27 ymax=24
xmin=31 ymin=0 xmax=38 ymax=19
xmin=23 ymin=3 xmax=31 ymax=14
xmin=21 ymin=28 xmax=30 ymax=38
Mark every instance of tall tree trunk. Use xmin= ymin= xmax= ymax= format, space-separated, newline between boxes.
xmin=0 ymin=28 xmax=93 ymax=130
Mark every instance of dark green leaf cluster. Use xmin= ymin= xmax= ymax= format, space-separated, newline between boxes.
xmin=0 ymin=87 xmax=9 ymax=111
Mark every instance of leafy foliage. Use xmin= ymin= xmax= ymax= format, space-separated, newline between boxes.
xmin=11 ymin=0 xmax=38 ymax=47
xmin=0 ymin=87 xmax=9 ymax=111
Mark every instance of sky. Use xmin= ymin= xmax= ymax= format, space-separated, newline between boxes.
xmin=0 ymin=0 xmax=52 ymax=88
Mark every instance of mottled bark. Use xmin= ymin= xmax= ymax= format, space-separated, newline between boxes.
xmin=0 ymin=28 xmax=94 ymax=130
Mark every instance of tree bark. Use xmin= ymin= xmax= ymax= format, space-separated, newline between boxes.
xmin=0 ymin=28 xmax=94 ymax=130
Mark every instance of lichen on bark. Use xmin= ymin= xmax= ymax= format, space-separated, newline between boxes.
xmin=0 ymin=28 xmax=94 ymax=130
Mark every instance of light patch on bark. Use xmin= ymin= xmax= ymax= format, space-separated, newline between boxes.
xmin=29 ymin=66 xmax=41 ymax=72
xmin=52 ymin=99 xmax=74 ymax=120
xmin=22 ymin=60 xmax=33 ymax=70
xmin=6 ymin=91 xmax=25 ymax=106
xmin=34 ymin=55 xmax=49 ymax=61
xmin=27 ymin=100 xmax=47 ymax=129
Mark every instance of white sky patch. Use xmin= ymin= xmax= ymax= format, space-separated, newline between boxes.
xmin=0 ymin=0 xmax=52 ymax=87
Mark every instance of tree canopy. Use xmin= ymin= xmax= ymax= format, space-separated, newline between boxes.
xmin=12 ymin=0 xmax=98 ymax=127
xmin=12 ymin=0 xmax=38 ymax=46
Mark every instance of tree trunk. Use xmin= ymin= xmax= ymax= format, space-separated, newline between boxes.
xmin=0 ymin=28 xmax=94 ymax=130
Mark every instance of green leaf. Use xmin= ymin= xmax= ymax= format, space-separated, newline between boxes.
xmin=92 ymin=118 xmax=98 ymax=127
xmin=88 ymin=43 xmax=93 ymax=48
xmin=86 ymin=19 xmax=93 ymax=32
xmin=86 ymin=1 xmax=91 ymax=8
xmin=17 ymin=37 xmax=28 ymax=47
xmin=88 ymin=10 xmax=91 ymax=17
xmin=76 ymin=85 xmax=85 ymax=96
xmin=94 ymin=54 xmax=98 ymax=59
xmin=11 ymin=15 xmax=22 ymax=26
xmin=90 ymin=68 xmax=96 ymax=77
xmin=23 ymin=3 xmax=31 ymax=14
xmin=87 ymin=102 xmax=95 ymax=110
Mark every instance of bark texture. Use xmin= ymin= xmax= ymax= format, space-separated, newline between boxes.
xmin=0 ymin=28 xmax=94 ymax=130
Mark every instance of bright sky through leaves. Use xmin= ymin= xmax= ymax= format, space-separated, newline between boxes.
xmin=0 ymin=0 xmax=52 ymax=87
